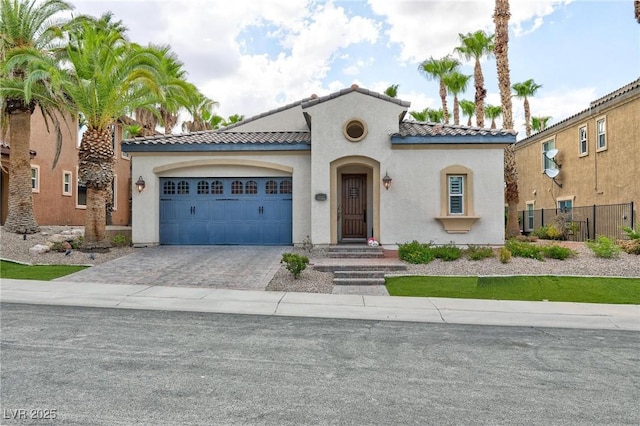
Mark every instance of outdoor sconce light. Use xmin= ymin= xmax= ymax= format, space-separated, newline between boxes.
xmin=135 ymin=176 xmax=146 ymax=193
xmin=382 ymin=172 xmax=392 ymax=190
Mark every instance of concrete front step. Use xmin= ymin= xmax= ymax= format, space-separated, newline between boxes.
xmin=334 ymin=270 xmax=386 ymax=279
xmin=333 ymin=277 xmax=386 ymax=286
xmin=314 ymin=263 xmax=407 ymax=273
xmin=328 ymin=245 xmax=383 ymax=253
xmin=328 ymin=251 xmax=384 ymax=259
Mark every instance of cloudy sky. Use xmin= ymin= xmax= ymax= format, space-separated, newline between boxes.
xmin=71 ymin=0 xmax=639 ymax=138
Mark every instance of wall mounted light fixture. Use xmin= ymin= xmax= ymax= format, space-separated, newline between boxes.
xmin=382 ymin=172 xmax=392 ymax=190
xmin=135 ymin=176 xmax=146 ymax=193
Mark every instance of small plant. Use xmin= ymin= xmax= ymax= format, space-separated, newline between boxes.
xmin=111 ymin=234 xmax=129 ymax=247
xmin=505 ymin=239 xmax=543 ymax=261
xmin=432 ymin=243 xmax=462 ymax=261
xmin=499 ymin=247 xmax=511 ymax=263
xmin=465 ymin=245 xmax=495 ymax=261
xmin=70 ymin=236 xmax=83 ymax=250
xmin=281 ymin=253 xmax=309 ymax=279
xmin=621 ymin=225 xmax=640 ymax=240
xmin=586 ymin=236 xmax=621 ymax=259
xmin=398 ymin=241 xmax=434 ymax=264
xmin=531 ymin=224 xmax=563 ymax=240
xmin=541 ymin=244 xmax=575 ymax=260
xmin=49 ymin=241 xmax=66 ymax=252
xmin=619 ymin=239 xmax=640 ymax=255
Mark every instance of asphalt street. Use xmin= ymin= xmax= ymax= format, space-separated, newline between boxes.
xmin=1 ymin=303 xmax=639 ymax=425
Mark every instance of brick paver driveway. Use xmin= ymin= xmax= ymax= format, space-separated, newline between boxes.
xmin=57 ymin=246 xmax=288 ymax=290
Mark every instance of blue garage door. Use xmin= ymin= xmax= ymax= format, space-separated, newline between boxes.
xmin=159 ymin=177 xmax=292 ymax=245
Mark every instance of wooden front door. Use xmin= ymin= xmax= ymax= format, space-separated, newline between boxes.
xmin=341 ymin=174 xmax=367 ymax=239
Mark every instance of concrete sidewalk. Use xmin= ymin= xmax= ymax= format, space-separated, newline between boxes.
xmin=1 ymin=278 xmax=638 ymax=330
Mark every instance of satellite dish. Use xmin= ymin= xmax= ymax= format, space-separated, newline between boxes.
xmin=544 ymin=168 xmax=560 ymax=178
xmin=545 ymin=148 xmax=559 ymax=160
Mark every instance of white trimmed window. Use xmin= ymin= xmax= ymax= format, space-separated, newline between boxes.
xmin=596 ymin=117 xmax=606 ymax=151
xmin=542 ymin=139 xmax=555 ymax=170
xmin=558 ymin=198 xmax=573 ymax=221
xmin=63 ymin=171 xmax=72 ymax=196
xmin=31 ymin=165 xmax=40 ymax=193
xmin=448 ymin=175 xmax=464 ymax=215
xmin=526 ymin=202 xmax=535 ymax=231
xmin=579 ymin=125 xmax=588 ymax=156
xmin=111 ymin=175 xmax=117 ymax=211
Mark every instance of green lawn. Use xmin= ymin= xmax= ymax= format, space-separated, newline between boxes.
xmin=385 ymin=275 xmax=640 ymax=304
xmin=0 ymin=260 xmax=88 ymax=281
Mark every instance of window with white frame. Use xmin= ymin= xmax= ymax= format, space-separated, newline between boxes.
xmin=110 ymin=175 xmax=117 ymax=211
xmin=558 ymin=199 xmax=573 ymax=221
xmin=77 ymin=172 xmax=87 ymax=208
xmin=63 ymin=171 xmax=72 ymax=196
xmin=31 ymin=165 xmax=40 ymax=193
xmin=526 ymin=202 xmax=535 ymax=231
xmin=596 ymin=117 xmax=606 ymax=151
xmin=579 ymin=125 xmax=588 ymax=156
xmin=448 ymin=175 xmax=464 ymax=215
xmin=542 ymin=139 xmax=555 ymax=170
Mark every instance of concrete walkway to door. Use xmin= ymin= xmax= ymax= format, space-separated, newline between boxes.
xmin=56 ymin=246 xmax=288 ymax=290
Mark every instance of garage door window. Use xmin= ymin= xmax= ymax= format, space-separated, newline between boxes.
xmin=177 ymin=181 xmax=189 ymax=194
xmin=280 ymin=180 xmax=292 ymax=194
xmin=266 ymin=180 xmax=278 ymax=194
xmin=212 ymin=180 xmax=223 ymax=194
xmin=231 ymin=180 xmax=243 ymax=194
xmin=197 ymin=180 xmax=209 ymax=194
xmin=246 ymin=180 xmax=258 ymax=194
xmin=163 ymin=181 xmax=176 ymax=194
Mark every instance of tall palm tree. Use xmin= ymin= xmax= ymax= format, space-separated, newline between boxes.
xmin=512 ymin=78 xmax=542 ymax=137
xmin=0 ymin=0 xmax=73 ymax=234
xmin=531 ymin=115 xmax=551 ymax=132
xmin=409 ymin=108 xmax=429 ymax=122
xmin=494 ymin=0 xmax=519 ymax=238
xmin=459 ymin=99 xmax=475 ymax=126
xmin=455 ymin=30 xmax=494 ymax=128
xmin=442 ymin=71 xmax=471 ymax=125
xmin=485 ymin=105 xmax=502 ymax=129
xmin=384 ymin=84 xmax=399 ymax=98
xmin=181 ymin=91 xmax=218 ymax=133
xmin=426 ymin=108 xmax=446 ymax=124
xmin=418 ymin=55 xmax=460 ymax=124
xmin=46 ymin=14 xmax=164 ymax=248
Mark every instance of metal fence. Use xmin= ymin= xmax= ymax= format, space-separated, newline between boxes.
xmin=519 ymin=202 xmax=636 ymax=242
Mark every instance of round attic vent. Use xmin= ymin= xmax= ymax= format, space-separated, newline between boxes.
xmin=343 ymin=119 xmax=367 ymax=142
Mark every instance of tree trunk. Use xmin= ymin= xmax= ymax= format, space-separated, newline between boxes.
xmin=524 ymin=97 xmax=531 ymax=137
xmin=504 ymin=143 xmax=521 ymax=238
xmin=78 ymin=127 xmax=114 ymax=250
xmin=491 ymin=118 xmax=496 ymax=129
xmin=4 ymin=102 xmax=39 ymax=234
xmin=439 ymin=79 xmax=449 ymax=124
xmin=474 ymin=59 xmax=486 ymax=127
xmin=494 ymin=0 xmax=513 ymax=130
xmin=453 ymin=95 xmax=460 ymax=125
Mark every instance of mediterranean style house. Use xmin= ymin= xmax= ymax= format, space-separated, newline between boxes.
xmin=1 ymin=110 xmax=132 ymax=227
xmin=123 ymin=85 xmax=515 ymax=248
xmin=514 ymin=78 xmax=639 ymax=236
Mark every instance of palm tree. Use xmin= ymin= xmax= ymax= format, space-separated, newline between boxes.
xmin=226 ymin=114 xmax=244 ymax=125
xmin=455 ymin=30 xmax=494 ymax=128
xmin=384 ymin=84 xmax=399 ymax=98
xmin=494 ymin=0 xmax=519 ymax=238
xmin=409 ymin=108 xmax=428 ymax=122
xmin=443 ymin=71 xmax=471 ymax=125
xmin=512 ymin=78 xmax=542 ymax=137
xmin=485 ymin=105 xmax=502 ymax=129
xmin=531 ymin=115 xmax=551 ymax=133
xmin=181 ymin=91 xmax=218 ymax=133
xmin=426 ymin=108 xmax=446 ymax=123
xmin=460 ymin=99 xmax=475 ymax=126
xmin=418 ymin=55 xmax=460 ymax=124
xmin=50 ymin=14 xmax=165 ymax=248
xmin=0 ymin=0 xmax=73 ymax=234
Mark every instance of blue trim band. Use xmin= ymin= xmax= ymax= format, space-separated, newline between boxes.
xmin=122 ymin=143 xmax=311 ymax=153
xmin=391 ymin=135 xmax=516 ymax=144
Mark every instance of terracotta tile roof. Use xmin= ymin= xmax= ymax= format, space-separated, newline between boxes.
xmin=393 ymin=121 xmax=517 ymax=138
xmin=302 ymin=84 xmax=410 ymax=109
xmin=589 ymin=78 xmax=640 ymax=108
xmin=122 ymin=130 xmax=310 ymax=146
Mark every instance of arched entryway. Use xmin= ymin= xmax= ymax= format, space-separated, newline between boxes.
xmin=330 ymin=156 xmax=380 ymax=244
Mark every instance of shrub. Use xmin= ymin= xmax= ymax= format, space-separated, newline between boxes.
xmin=532 ymin=224 xmax=563 ymax=240
xmin=541 ymin=244 xmax=575 ymax=260
xmin=622 ymin=225 xmax=640 ymax=240
xmin=499 ymin=247 xmax=511 ymax=263
xmin=70 ymin=236 xmax=83 ymax=250
xmin=50 ymin=241 xmax=66 ymax=252
xmin=432 ymin=243 xmax=462 ymax=261
xmin=466 ymin=245 xmax=495 ymax=261
xmin=619 ymin=239 xmax=640 ymax=255
xmin=111 ymin=234 xmax=129 ymax=247
xmin=281 ymin=253 xmax=309 ymax=279
xmin=586 ymin=236 xmax=621 ymax=259
xmin=398 ymin=241 xmax=434 ymax=264
xmin=505 ymin=239 xmax=543 ymax=261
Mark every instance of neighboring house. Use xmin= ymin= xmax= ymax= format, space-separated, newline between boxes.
xmin=514 ymin=78 xmax=639 ymax=235
xmin=122 ymin=85 xmax=515 ymax=248
xmin=0 ymin=109 xmax=132 ymax=226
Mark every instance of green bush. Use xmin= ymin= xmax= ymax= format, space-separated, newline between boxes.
xmin=281 ymin=253 xmax=309 ymax=279
xmin=531 ymin=224 xmax=563 ymax=240
xmin=398 ymin=241 xmax=434 ymax=264
xmin=541 ymin=244 xmax=575 ymax=260
xmin=499 ymin=247 xmax=512 ymax=263
xmin=70 ymin=236 xmax=83 ymax=249
xmin=111 ymin=234 xmax=129 ymax=247
xmin=505 ymin=239 xmax=543 ymax=261
xmin=49 ymin=241 xmax=66 ymax=252
xmin=465 ymin=245 xmax=495 ymax=261
xmin=586 ymin=236 xmax=621 ymax=259
xmin=622 ymin=225 xmax=640 ymax=240
xmin=432 ymin=243 xmax=462 ymax=261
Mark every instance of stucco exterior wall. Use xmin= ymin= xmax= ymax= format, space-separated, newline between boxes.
xmin=515 ymin=89 xmax=639 ymax=222
xmin=129 ymin=151 xmax=311 ymax=246
xmin=224 ymin=106 xmax=309 ymax=132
